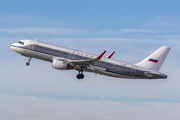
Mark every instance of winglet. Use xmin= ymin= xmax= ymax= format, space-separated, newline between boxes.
xmin=107 ymin=51 xmax=115 ymax=58
xmin=97 ymin=51 xmax=106 ymax=59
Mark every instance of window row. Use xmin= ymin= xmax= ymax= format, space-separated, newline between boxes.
xmin=97 ymin=61 xmax=126 ymax=69
xmin=37 ymin=46 xmax=60 ymax=53
xmin=37 ymin=46 xmax=90 ymax=60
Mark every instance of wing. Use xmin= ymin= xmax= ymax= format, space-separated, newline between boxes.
xmin=52 ymin=51 xmax=106 ymax=71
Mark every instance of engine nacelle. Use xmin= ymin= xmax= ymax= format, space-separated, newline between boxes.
xmin=52 ymin=59 xmax=73 ymax=70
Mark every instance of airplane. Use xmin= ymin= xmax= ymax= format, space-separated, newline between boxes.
xmin=10 ymin=39 xmax=171 ymax=79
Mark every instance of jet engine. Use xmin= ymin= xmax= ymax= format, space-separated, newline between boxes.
xmin=52 ymin=59 xmax=73 ymax=70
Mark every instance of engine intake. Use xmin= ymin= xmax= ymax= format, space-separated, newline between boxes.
xmin=52 ymin=59 xmax=73 ymax=70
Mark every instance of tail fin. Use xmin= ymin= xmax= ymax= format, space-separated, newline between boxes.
xmin=135 ymin=46 xmax=171 ymax=71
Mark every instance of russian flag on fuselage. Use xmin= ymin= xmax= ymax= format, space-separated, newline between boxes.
xmin=148 ymin=58 xmax=158 ymax=63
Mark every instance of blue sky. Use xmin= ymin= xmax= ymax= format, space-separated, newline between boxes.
xmin=0 ymin=0 xmax=180 ymax=120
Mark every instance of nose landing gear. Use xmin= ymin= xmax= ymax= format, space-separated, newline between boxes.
xmin=77 ymin=70 xmax=84 ymax=79
xmin=26 ymin=57 xmax=32 ymax=66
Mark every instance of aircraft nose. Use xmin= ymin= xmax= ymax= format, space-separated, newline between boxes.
xmin=10 ymin=43 xmax=16 ymax=50
xmin=10 ymin=44 xmax=13 ymax=48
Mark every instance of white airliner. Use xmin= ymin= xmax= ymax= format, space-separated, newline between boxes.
xmin=10 ymin=40 xmax=171 ymax=79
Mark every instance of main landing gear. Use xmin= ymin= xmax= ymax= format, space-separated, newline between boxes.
xmin=26 ymin=57 xmax=32 ymax=66
xmin=77 ymin=70 xmax=84 ymax=79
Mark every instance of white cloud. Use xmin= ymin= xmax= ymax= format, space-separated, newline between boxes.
xmin=98 ymin=29 xmax=152 ymax=36
xmin=156 ymin=35 xmax=180 ymax=38
xmin=0 ymin=28 xmax=87 ymax=35
xmin=37 ymin=37 xmax=180 ymax=44
xmin=143 ymin=16 xmax=180 ymax=30
xmin=0 ymin=94 xmax=180 ymax=120
xmin=119 ymin=29 xmax=152 ymax=33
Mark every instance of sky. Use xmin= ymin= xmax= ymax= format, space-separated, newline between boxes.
xmin=0 ymin=0 xmax=180 ymax=120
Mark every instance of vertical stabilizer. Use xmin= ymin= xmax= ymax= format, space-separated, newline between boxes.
xmin=135 ymin=46 xmax=171 ymax=71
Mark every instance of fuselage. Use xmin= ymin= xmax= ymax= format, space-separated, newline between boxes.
xmin=10 ymin=40 xmax=167 ymax=79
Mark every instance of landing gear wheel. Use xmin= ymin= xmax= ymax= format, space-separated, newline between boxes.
xmin=77 ymin=74 xmax=81 ymax=79
xmin=80 ymin=74 xmax=84 ymax=79
xmin=76 ymin=73 xmax=84 ymax=79
xmin=76 ymin=70 xmax=84 ymax=79
xmin=26 ymin=62 xmax=30 ymax=66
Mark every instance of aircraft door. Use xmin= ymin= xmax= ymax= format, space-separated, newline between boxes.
xmin=130 ymin=66 xmax=137 ymax=76
xmin=28 ymin=41 xmax=36 ymax=50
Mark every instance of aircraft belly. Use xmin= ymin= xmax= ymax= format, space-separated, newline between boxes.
xmin=35 ymin=52 xmax=52 ymax=62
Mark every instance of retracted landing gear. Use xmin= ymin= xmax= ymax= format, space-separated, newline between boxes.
xmin=26 ymin=57 xmax=32 ymax=66
xmin=76 ymin=70 xmax=84 ymax=79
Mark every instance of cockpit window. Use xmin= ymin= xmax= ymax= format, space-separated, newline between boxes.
xmin=17 ymin=41 xmax=24 ymax=45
